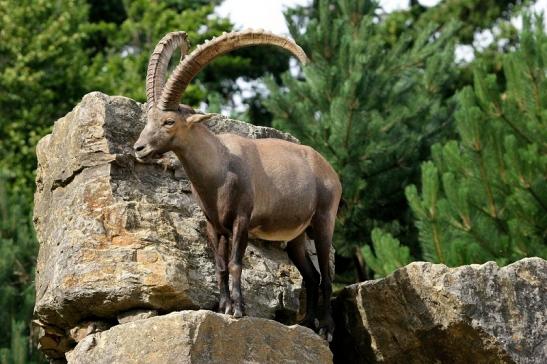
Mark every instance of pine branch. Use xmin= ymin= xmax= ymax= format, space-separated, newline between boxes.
xmin=421 ymin=116 xmax=453 ymax=143
xmin=488 ymin=102 xmax=534 ymax=144
xmin=343 ymin=104 xmax=355 ymax=151
xmin=362 ymin=158 xmax=406 ymax=180
xmin=475 ymin=148 xmax=499 ymax=218
xmin=431 ymin=221 xmax=445 ymax=263
xmin=528 ymin=185 xmax=547 ymax=214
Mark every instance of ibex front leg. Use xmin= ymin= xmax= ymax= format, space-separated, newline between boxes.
xmin=206 ymin=222 xmax=231 ymax=314
xmin=228 ymin=215 xmax=249 ymax=318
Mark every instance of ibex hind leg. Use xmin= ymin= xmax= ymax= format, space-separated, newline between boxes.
xmin=310 ymin=212 xmax=335 ymax=342
xmin=286 ymin=233 xmax=320 ymax=329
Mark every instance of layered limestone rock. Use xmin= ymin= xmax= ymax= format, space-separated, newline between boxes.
xmin=66 ymin=310 xmax=332 ymax=364
xmin=33 ymin=92 xmax=330 ymax=358
xmin=333 ymin=257 xmax=547 ymax=364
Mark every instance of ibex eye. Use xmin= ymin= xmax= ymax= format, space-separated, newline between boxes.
xmin=163 ymin=119 xmax=175 ymax=126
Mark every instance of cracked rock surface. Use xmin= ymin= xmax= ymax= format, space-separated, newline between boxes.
xmin=332 ymin=257 xmax=547 ymax=364
xmin=33 ymin=92 xmax=330 ymax=358
xmin=65 ymin=310 xmax=333 ymax=364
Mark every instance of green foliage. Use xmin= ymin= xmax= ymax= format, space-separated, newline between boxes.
xmin=362 ymin=229 xmax=413 ymax=278
xmin=0 ymin=2 xmax=84 ymax=357
xmin=381 ymin=0 xmax=529 ymax=91
xmin=381 ymin=0 xmax=529 ymax=46
xmin=405 ymin=15 xmax=547 ymax=266
xmin=0 ymin=174 xmax=39 ymax=362
xmin=84 ymin=0 xmax=232 ymax=104
xmin=0 ymin=1 xmax=87 ymax=358
xmin=84 ymin=0 xmax=292 ymax=117
xmin=0 ymin=0 xmax=89 ymax=196
xmin=0 ymin=321 xmax=30 ymax=364
xmin=265 ymin=0 xmax=459 ymax=260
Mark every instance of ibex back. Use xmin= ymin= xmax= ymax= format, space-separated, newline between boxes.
xmin=134 ymin=30 xmax=342 ymax=341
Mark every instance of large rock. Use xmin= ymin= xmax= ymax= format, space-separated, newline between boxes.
xmin=332 ymin=257 xmax=547 ymax=364
xmin=65 ymin=310 xmax=332 ymax=364
xmin=33 ymin=92 xmax=329 ymax=356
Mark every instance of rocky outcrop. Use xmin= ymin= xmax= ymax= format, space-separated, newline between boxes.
xmin=33 ymin=92 xmax=333 ymax=359
xmin=36 ymin=92 xmax=544 ymax=364
xmin=65 ymin=310 xmax=332 ymax=364
xmin=332 ymin=257 xmax=547 ymax=364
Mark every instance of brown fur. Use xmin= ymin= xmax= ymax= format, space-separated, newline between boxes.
xmin=135 ymin=108 xmax=341 ymax=340
xmin=136 ymin=29 xmax=339 ymax=341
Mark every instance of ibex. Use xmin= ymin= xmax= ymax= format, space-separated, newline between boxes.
xmin=134 ymin=30 xmax=341 ymax=341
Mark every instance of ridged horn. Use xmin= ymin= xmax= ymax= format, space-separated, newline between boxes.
xmin=146 ymin=31 xmax=190 ymax=110
xmin=158 ymin=29 xmax=309 ymax=111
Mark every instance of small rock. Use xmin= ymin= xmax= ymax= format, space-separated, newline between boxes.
xmin=69 ymin=321 xmax=111 ymax=343
xmin=77 ymin=335 xmax=96 ymax=352
xmin=33 ymin=320 xmax=71 ymax=360
xmin=117 ymin=309 xmax=158 ymax=324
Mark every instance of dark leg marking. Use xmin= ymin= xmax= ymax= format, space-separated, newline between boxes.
xmin=206 ymin=222 xmax=230 ymax=314
xmin=286 ymin=233 xmax=320 ymax=329
xmin=228 ymin=215 xmax=249 ymax=318
xmin=311 ymin=213 xmax=335 ymax=342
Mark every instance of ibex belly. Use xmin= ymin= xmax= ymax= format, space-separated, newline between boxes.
xmin=249 ymin=217 xmax=312 ymax=242
xmin=248 ymin=186 xmax=316 ymax=242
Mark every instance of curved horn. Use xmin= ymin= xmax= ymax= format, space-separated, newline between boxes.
xmin=158 ymin=29 xmax=309 ymax=111
xmin=146 ymin=31 xmax=190 ymax=110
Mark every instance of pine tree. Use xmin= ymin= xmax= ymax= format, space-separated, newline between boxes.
xmin=381 ymin=0 xmax=530 ymax=91
xmin=264 ymin=0 xmax=459 ymax=280
xmin=382 ymin=0 xmax=529 ymax=46
xmin=368 ymin=15 xmax=546 ymax=274
xmin=404 ymin=15 xmax=547 ymax=266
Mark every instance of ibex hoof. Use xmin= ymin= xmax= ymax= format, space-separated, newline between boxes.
xmin=316 ymin=317 xmax=335 ymax=342
xmin=318 ymin=328 xmax=333 ymax=342
xmin=233 ymin=307 xmax=244 ymax=318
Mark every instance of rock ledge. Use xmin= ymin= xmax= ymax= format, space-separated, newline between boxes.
xmin=333 ymin=257 xmax=547 ymax=364
xmin=66 ymin=310 xmax=333 ymax=364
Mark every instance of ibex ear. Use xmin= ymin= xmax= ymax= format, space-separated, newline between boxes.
xmin=186 ymin=113 xmax=214 ymax=126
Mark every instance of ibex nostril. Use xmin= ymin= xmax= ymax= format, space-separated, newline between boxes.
xmin=135 ymin=145 xmax=145 ymax=152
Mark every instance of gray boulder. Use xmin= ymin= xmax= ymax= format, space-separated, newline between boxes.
xmin=65 ymin=310 xmax=333 ymax=364
xmin=33 ymin=92 xmax=329 ymax=358
xmin=333 ymin=257 xmax=547 ymax=364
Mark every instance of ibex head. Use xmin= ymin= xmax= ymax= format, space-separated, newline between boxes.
xmin=134 ymin=29 xmax=308 ymax=160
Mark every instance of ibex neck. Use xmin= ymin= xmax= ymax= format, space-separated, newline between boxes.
xmin=172 ymin=123 xmax=227 ymax=191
